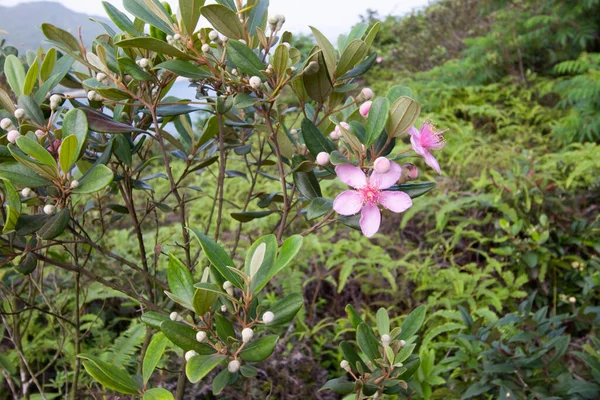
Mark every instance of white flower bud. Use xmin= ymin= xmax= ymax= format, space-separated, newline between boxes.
xmin=169 ymin=311 xmax=183 ymax=321
xmin=50 ymin=94 xmax=62 ymax=104
xmin=221 ymin=305 xmax=227 ymax=313
xmin=21 ymin=188 xmax=33 ymax=198
xmin=316 ymin=152 xmax=330 ymax=166
xmin=361 ymin=87 xmax=374 ymax=100
xmin=381 ymin=334 xmax=391 ymax=346
xmin=196 ymin=331 xmax=207 ymax=342
xmin=208 ymin=30 xmax=219 ymax=42
xmin=87 ymin=91 xmax=98 ymax=101
xmin=282 ymin=42 xmax=290 ymax=49
xmin=228 ymin=359 xmax=240 ymax=373
xmin=14 ymin=108 xmax=25 ymax=119
xmin=139 ymin=58 xmax=150 ymax=69
xmin=96 ymin=72 xmax=107 ymax=82
xmin=173 ymin=33 xmax=181 ymax=42
xmin=239 ymin=39 xmax=247 ymax=45
xmin=275 ymin=14 xmax=285 ymax=30
xmin=262 ymin=311 xmax=275 ymax=324
xmin=223 ymin=280 xmax=234 ymax=295
xmin=35 ymin=129 xmax=46 ymax=138
xmin=340 ymin=360 xmax=351 ymax=371
xmin=166 ymin=35 xmax=173 ymax=42
xmin=1 ymin=118 xmax=13 ymax=130
xmin=290 ymin=129 xmax=298 ymax=135
xmin=568 ymin=296 xmax=576 ymax=304
xmin=374 ymin=157 xmax=391 ymax=174
xmin=69 ymin=180 xmax=79 ymax=189
xmin=267 ymin=15 xmax=279 ymax=25
xmin=241 ymin=327 xmax=254 ymax=343
xmin=43 ymin=204 xmax=56 ymax=216
xmin=7 ymin=129 xmax=20 ymax=143
xmin=249 ymin=76 xmax=262 ymax=90
xmin=184 ymin=350 xmax=198 ymax=361
xmin=231 ymin=68 xmax=238 ymax=76
xmin=399 ymin=339 xmax=406 ymax=347
xmin=201 ymin=43 xmax=211 ymax=53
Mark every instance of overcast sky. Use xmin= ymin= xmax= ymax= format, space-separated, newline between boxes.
xmin=0 ymin=0 xmax=430 ymax=40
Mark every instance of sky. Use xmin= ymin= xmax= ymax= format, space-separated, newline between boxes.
xmin=0 ymin=0 xmax=430 ymax=40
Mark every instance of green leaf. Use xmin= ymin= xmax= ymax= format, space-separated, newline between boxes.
xmin=272 ymin=43 xmax=289 ymax=78
xmin=230 ymin=210 xmax=276 ymax=222
xmin=160 ymin=321 xmax=216 ymax=354
xmin=357 ymin=323 xmax=380 ymax=362
xmin=179 ymin=0 xmax=205 ymax=36
xmin=239 ymin=335 xmax=278 ymax=362
xmin=16 ymin=136 xmax=56 ymax=168
xmin=386 ymin=85 xmax=413 ymax=103
xmin=143 ymin=388 xmax=174 ymax=400
xmin=234 ymin=93 xmax=260 ymax=108
xmin=192 ymin=284 xmax=219 ymax=316
xmin=345 ymin=304 xmax=364 ymax=329
xmin=82 ymin=108 xmax=146 ymax=133
xmin=263 ymin=234 xmax=302 ymax=285
xmin=340 ymin=341 xmax=368 ymax=372
xmin=376 ymin=308 xmax=390 ymax=336
xmin=103 ymin=1 xmax=140 ymax=36
xmin=41 ymin=24 xmax=80 ymax=53
xmin=40 ymin=48 xmax=57 ymax=81
xmin=306 ymin=197 xmax=332 ymax=220
xmin=302 ymin=52 xmax=333 ymax=103
xmin=300 ymin=118 xmax=335 ymax=157
xmin=338 ymin=52 xmax=377 ymax=80
xmin=79 ymin=354 xmax=140 ymax=395
xmin=293 ymin=169 xmax=321 ymax=199
xmin=118 ymin=57 xmax=154 ymax=81
xmin=23 ymin=58 xmax=39 ymax=96
xmin=167 ymin=253 xmax=195 ymax=307
xmin=37 ymin=209 xmax=70 ymax=240
xmin=246 ymin=0 xmax=269 ymax=36
xmin=320 ymin=378 xmax=354 ymax=395
xmin=386 ymin=96 xmax=421 ymax=138
xmin=226 ymin=40 xmax=266 ymax=79
xmin=116 ymin=38 xmax=192 ymax=60
xmin=365 ymin=97 xmax=390 ymax=146
xmin=396 ymin=305 xmax=426 ymax=340
xmin=267 ymin=293 xmax=304 ymax=326
xmin=59 ymin=135 xmax=78 ymax=174
xmin=395 ymin=343 xmax=417 ymax=364
xmin=336 ymin=40 xmax=368 ymax=78
xmin=201 ymin=4 xmax=245 ymax=39
xmin=71 ymin=164 xmax=113 ymax=194
xmin=189 ymin=229 xmax=244 ymax=288
xmin=212 ymin=368 xmax=232 ymax=395
xmin=123 ymin=0 xmax=175 ymax=35
xmin=155 ymin=60 xmax=210 ymax=79
xmin=34 ymin=55 xmax=75 ymax=104
xmin=0 ymin=162 xmax=52 ymax=188
xmin=142 ymin=333 xmax=168 ymax=384
xmin=246 ymin=235 xmax=277 ymax=292
xmin=62 ymin=108 xmax=88 ymax=159
xmin=141 ymin=311 xmax=169 ymax=330
xmin=185 ymin=354 xmax=226 ymax=383
xmin=18 ymin=95 xmax=45 ymax=126
xmin=4 ymin=55 xmax=26 ymax=96
xmin=387 ymin=182 xmax=436 ymax=199
xmin=214 ymin=313 xmax=236 ymax=342
xmin=309 ymin=26 xmax=336 ymax=80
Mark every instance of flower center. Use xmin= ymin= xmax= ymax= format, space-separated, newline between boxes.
xmin=360 ymin=183 xmax=380 ymax=204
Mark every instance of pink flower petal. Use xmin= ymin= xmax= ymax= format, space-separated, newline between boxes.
xmin=407 ymin=126 xmax=419 ymax=137
xmin=370 ymin=161 xmax=402 ymax=190
xmin=423 ymin=151 xmax=442 ymax=175
xmin=359 ymin=202 xmax=381 ymax=238
xmin=335 ymin=164 xmax=367 ymax=189
xmin=333 ymin=190 xmax=364 ymax=216
xmin=410 ymin=132 xmax=425 ymax=156
xmin=379 ymin=191 xmax=412 ymax=213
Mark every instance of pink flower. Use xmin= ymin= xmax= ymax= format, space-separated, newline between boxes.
xmin=359 ymin=101 xmax=372 ymax=118
xmin=408 ymin=123 xmax=446 ymax=175
xmin=333 ymin=163 xmax=412 ymax=238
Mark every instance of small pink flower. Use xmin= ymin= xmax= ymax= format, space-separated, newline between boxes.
xmin=333 ymin=162 xmax=412 ymax=238
xmin=359 ymin=101 xmax=372 ymax=118
xmin=408 ymin=123 xmax=446 ymax=175
xmin=376 ymin=56 xmax=383 ymax=63
xmin=373 ymin=157 xmax=391 ymax=174
xmin=316 ymin=152 xmax=330 ymax=166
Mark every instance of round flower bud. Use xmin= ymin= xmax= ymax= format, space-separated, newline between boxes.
xmin=330 ymin=130 xmax=340 ymax=140
xmin=7 ymin=129 xmax=20 ymax=143
xmin=228 ymin=359 xmax=240 ymax=373
xmin=316 ymin=152 xmax=330 ymax=166
xmin=340 ymin=360 xmax=350 ymax=371
xmin=267 ymin=15 xmax=279 ymax=25
xmin=262 ymin=311 xmax=275 ymax=324
xmin=399 ymin=339 xmax=406 ymax=347
xmin=184 ymin=350 xmax=198 ymax=361
xmin=221 ymin=305 xmax=227 ymax=313
xmin=239 ymin=39 xmax=247 ymax=45
xmin=50 ymin=94 xmax=62 ymax=104
xmin=14 ymin=108 xmax=26 ymax=119
xmin=249 ymin=76 xmax=262 ymax=90
xmin=138 ymin=58 xmax=150 ymax=69
xmin=381 ymin=334 xmax=391 ymax=346
xmin=1 ymin=118 xmax=13 ymax=130
xmin=196 ymin=331 xmax=207 ymax=342
xmin=361 ymin=87 xmax=374 ymax=100
xmin=275 ymin=14 xmax=285 ymax=30
xmin=401 ymin=163 xmax=419 ymax=181
xmin=87 ymin=91 xmax=98 ymax=102
xmin=96 ymin=72 xmax=107 ymax=82
xmin=69 ymin=180 xmax=79 ymax=189
xmin=169 ymin=311 xmax=183 ymax=321
xmin=35 ymin=129 xmax=46 ymax=138
xmin=568 ymin=296 xmax=576 ymax=304
xmin=359 ymin=101 xmax=372 ymax=118
xmin=173 ymin=33 xmax=181 ymax=42
xmin=241 ymin=327 xmax=254 ymax=343
xmin=21 ymin=188 xmax=33 ymax=198
xmin=222 ymin=281 xmax=233 ymax=291
xmin=43 ymin=204 xmax=56 ymax=216
xmin=338 ymin=122 xmax=350 ymax=134
xmin=290 ymin=129 xmax=298 ymax=135
xmin=374 ymin=157 xmax=391 ymax=174
xmin=201 ymin=43 xmax=211 ymax=53
xmin=231 ymin=68 xmax=238 ymax=76
xmin=208 ymin=30 xmax=219 ymax=42
xmin=166 ymin=34 xmax=174 ymax=42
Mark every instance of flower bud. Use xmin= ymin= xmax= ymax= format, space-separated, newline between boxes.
xmin=14 ymin=108 xmax=25 ymax=119
xmin=169 ymin=311 xmax=183 ymax=321
xmin=196 ymin=331 xmax=207 ymax=342
xmin=221 ymin=305 xmax=227 ymax=313
xmin=69 ymin=180 xmax=79 ymax=189
xmin=399 ymin=163 xmax=419 ymax=183
xmin=340 ymin=360 xmax=351 ymax=371
xmin=359 ymin=101 xmax=372 ymax=118
xmin=222 ymin=280 xmax=234 ymax=295
xmin=166 ymin=34 xmax=174 ymax=42
xmin=96 ymin=72 xmax=107 ymax=82
xmin=239 ymin=39 xmax=247 ymax=45
xmin=316 ymin=152 xmax=330 ymax=166
xmin=184 ymin=350 xmax=198 ymax=361
xmin=43 ymin=204 xmax=56 ymax=216
xmin=174 ymin=33 xmax=181 ymax=42
xmin=201 ymin=43 xmax=211 ymax=53
xmin=568 ymin=296 xmax=576 ymax=304
xmin=231 ymin=68 xmax=238 ymax=76
xmin=50 ymin=94 xmax=62 ymax=104
xmin=290 ymin=128 xmax=298 ymax=135
xmin=262 ymin=311 xmax=275 ymax=324
xmin=275 ymin=14 xmax=285 ymax=30
xmin=361 ymin=87 xmax=374 ymax=100
xmin=139 ymin=58 xmax=151 ymax=69
xmin=267 ymin=15 xmax=279 ymax=25
xmin=35 ymin=129 xmax=46 ymax=138
xmin=21 ymin=188 xmax=33 ymax=198
xmin=7 ymin=130 xmax=20 ymax=143
xmin=241 ymin=327 xmax=254 ymax=343
xmin=87 ymin=91 xmax=98 ymax=102
xmin=228 ymin=359 xmax=240 ymax=373
xmin=249 ymin=76 xmax=262 ymax=90
xmin=208 ymin=30 xmax=219 ymax=42
xmin=399 ymin=339 xmax=406 ymax=347
xmin=282 ymin=42 xmax=290 ymax=49
xmin=381 ymin=334 xmax=391 ymax=346
xmin=329 ymin=130 xmax=340 ymax=140
xmin=374 ymin=157 xmax=391 ymax=174
xmin=1 ymin=118 xmax=13 ymax=130
xmin=340 ymin=122 xmax=350 ymax=131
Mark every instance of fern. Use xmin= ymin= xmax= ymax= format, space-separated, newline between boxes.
xmin=101 ymin=321 xmax=146 ymax=369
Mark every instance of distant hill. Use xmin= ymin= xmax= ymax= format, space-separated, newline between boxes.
xmin=0 ymin=1 xmax=114 ymax=52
